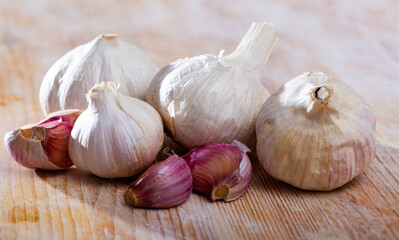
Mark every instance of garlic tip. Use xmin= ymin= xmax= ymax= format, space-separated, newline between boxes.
xmin=100 ymin=34 xmax=117 ymax=39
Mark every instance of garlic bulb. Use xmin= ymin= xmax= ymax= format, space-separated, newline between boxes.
xmin=256 ymin=72 xmax=376 ymax=191
xmin=147 ymin=22 xmax=278 ymax=149
xmin=4 ymin=109 xmax=81 ymax=170
xmin=69 ymin=82 xmax=164 ymax=178
xmin=40 ymin=34 xmax=159 ymax=116
xmin=183 ymin=140 xmax=252 ymax=201
xmin=124 ymin=155 xmax=192 ymax=208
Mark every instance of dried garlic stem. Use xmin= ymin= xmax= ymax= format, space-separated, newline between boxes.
xmin=225 ymin=22 xmax=278 ymax=71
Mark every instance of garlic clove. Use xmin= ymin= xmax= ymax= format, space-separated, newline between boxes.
xmin=147 ymin=22 xmax=278 ymax=149
xmin=69 ymin=82 xmax=164 ymax=178
xmin=124 ymin=155 xmax=193 ymax=208
xmin=4 ymin=109 xmax=81 ymax=170
xmin=222 ymin=140 xmax=252 ymax=201
xmin=256 ymin=72 xmax=376 ymax=191
xmin=40 ymin=34 xmax=159 ymax=115
xmin=183 ymin=140 xmax=252 ymax=202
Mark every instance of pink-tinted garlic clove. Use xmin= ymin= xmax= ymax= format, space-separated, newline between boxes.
xmin=124 ymin=155 xmax=193 ymax=209
xmin=4 ymin=109 xmax=81 ymax=170
xmin=183 ymin=140 xmax=252 ymax=202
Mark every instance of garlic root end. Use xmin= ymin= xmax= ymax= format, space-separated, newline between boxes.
xmin=212 ymin=184 xmax=230 ymax=201
xmin=124 ymin=190 xmax=137 ymax=207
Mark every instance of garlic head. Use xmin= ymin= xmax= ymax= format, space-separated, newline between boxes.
xmin=256 ymin=72 xmax=376 ymax=191
xmin=68 ymin=82 xmax=164 ymax=178
xmin=40 ymin=34 xmax=159 ymax=115
xmin=147 ymin=22 xmax=278 ymax=149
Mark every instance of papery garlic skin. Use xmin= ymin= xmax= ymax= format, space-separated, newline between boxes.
xmin=256 ymin=72 xmax=376 ymax=191
xmin=4 ymin=109 xmax=81 ymax=170
xmin=184 ymin=140 xmax=252 ymax=201
xmin=40 ymin=34 xmax=159 ymax=115
xmin=124 ymin=155 xmax=192 ymax=208
xmin=155 ymin=132 xmax=188 ymax=162
xmin=69 ymin=82 xmax=164 ymax=178
xmin=147 ymin=22 xmax=277 ymax=149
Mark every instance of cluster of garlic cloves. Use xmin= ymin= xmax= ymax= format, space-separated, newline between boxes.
xmin=256 ymin=72 xmax=376 ymax=191
xmin=69 ymin=82 xmax=164 ymax=178
xmin=40 ymin=34 xmax=159 ymax=115
xmin=4 ymin=109 xmax=81 ymax=170
xmin=124 ymin=155 xmax=192 ymax=208
xmin=147 ymin=22 xmax=277 ymax=149
xmin=183 ymin=140 xmax=252 ymax=201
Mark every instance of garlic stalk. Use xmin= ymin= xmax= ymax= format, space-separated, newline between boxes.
xmin=4 ymin=109 xmax=81 ymax=170
xmin=40 ymin=34 xmax=159 ymax=116
xmin=183 ymin=140 xmax=252 ymax=201
xmin=124 ymin=155 xmax=192 ymax=208
xmin=256 ymin=72 xmax=376 ymax=191
xmin=68 ymin=82 xmax=164 ymax=178
xmin=147 ymin=22 xmax=278 ymax=149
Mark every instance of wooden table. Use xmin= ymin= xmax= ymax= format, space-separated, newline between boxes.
xmin=1 ymin=0 xmax=398 ymax=239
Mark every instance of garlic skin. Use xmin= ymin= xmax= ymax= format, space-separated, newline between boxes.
xmin=155 ymin=132 xmax=188 ymax=162
xmin=68 ymin=82 xmax=163 ymax=178
xmin=256 ymin=72 xmax=376 ymax=191
xmin=4 ymin=109 xmax=81 ymax=170
xmin=40 ymin=34 xmax=159 ymax=116
xmin=184 ymin=140 xmax=252 ymax=201
xmin=147 ymin=22 xmax=277 ymax=149
xmin=124 ymin=155 xmax=192 ymax=208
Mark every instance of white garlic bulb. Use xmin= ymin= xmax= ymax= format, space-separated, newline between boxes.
xmin=256 ymin=72 xmax=376 ymax=191
xmin=40 ymin=34 xmax=159 ymax=116
xmin=69 ymin=82 xmax=164 ymax=178
xmin=147 ymin=22 xmax=278 ymax=149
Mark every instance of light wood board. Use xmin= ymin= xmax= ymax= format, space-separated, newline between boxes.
xmin=0 ymin=0 xmax=398 ymax=239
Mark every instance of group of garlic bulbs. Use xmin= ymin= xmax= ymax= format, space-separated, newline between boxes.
xmin=4 ymin=21 xmax=377 ymax=209
xmin=6 ymin=34 xmax=164 ymax=178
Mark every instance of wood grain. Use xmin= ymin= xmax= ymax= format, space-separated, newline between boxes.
xmin=1 ymin=0 xmax=399 ymax=239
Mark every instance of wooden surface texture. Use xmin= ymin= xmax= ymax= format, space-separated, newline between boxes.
xmin=1 ymin=0 xmax=399 ymax=239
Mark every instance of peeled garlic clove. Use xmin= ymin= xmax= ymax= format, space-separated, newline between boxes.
xmin=40 ymin=34 xmax=159 ymax=115
xmin=147 ymin=22 xmax=278 ymax=149
xmin=124 ymin=155 xmax=192 ymax=208
xmin=4 ymin=109 xmax=81 ymax=170
xmin=184 ymin=140 xmax=252 ymax=202
xmin=256 ymin=72 xmax=376 ymax=191
xmin=69 ymin=82 xmax=164 ymax=178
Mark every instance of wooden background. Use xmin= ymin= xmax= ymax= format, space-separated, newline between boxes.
xmin=1 ymin=0 xmax=399 ymax=239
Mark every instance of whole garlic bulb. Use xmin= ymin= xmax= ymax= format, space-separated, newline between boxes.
xmin=256 ymin=72 xmax=376 ymax=191
xmin=40 ymin=34 xmax=159 ymax=116
xmin=69 ymin=82 xmax=164 ymax=178
xmin=147 ymin=22 xmax=277 ymax=149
